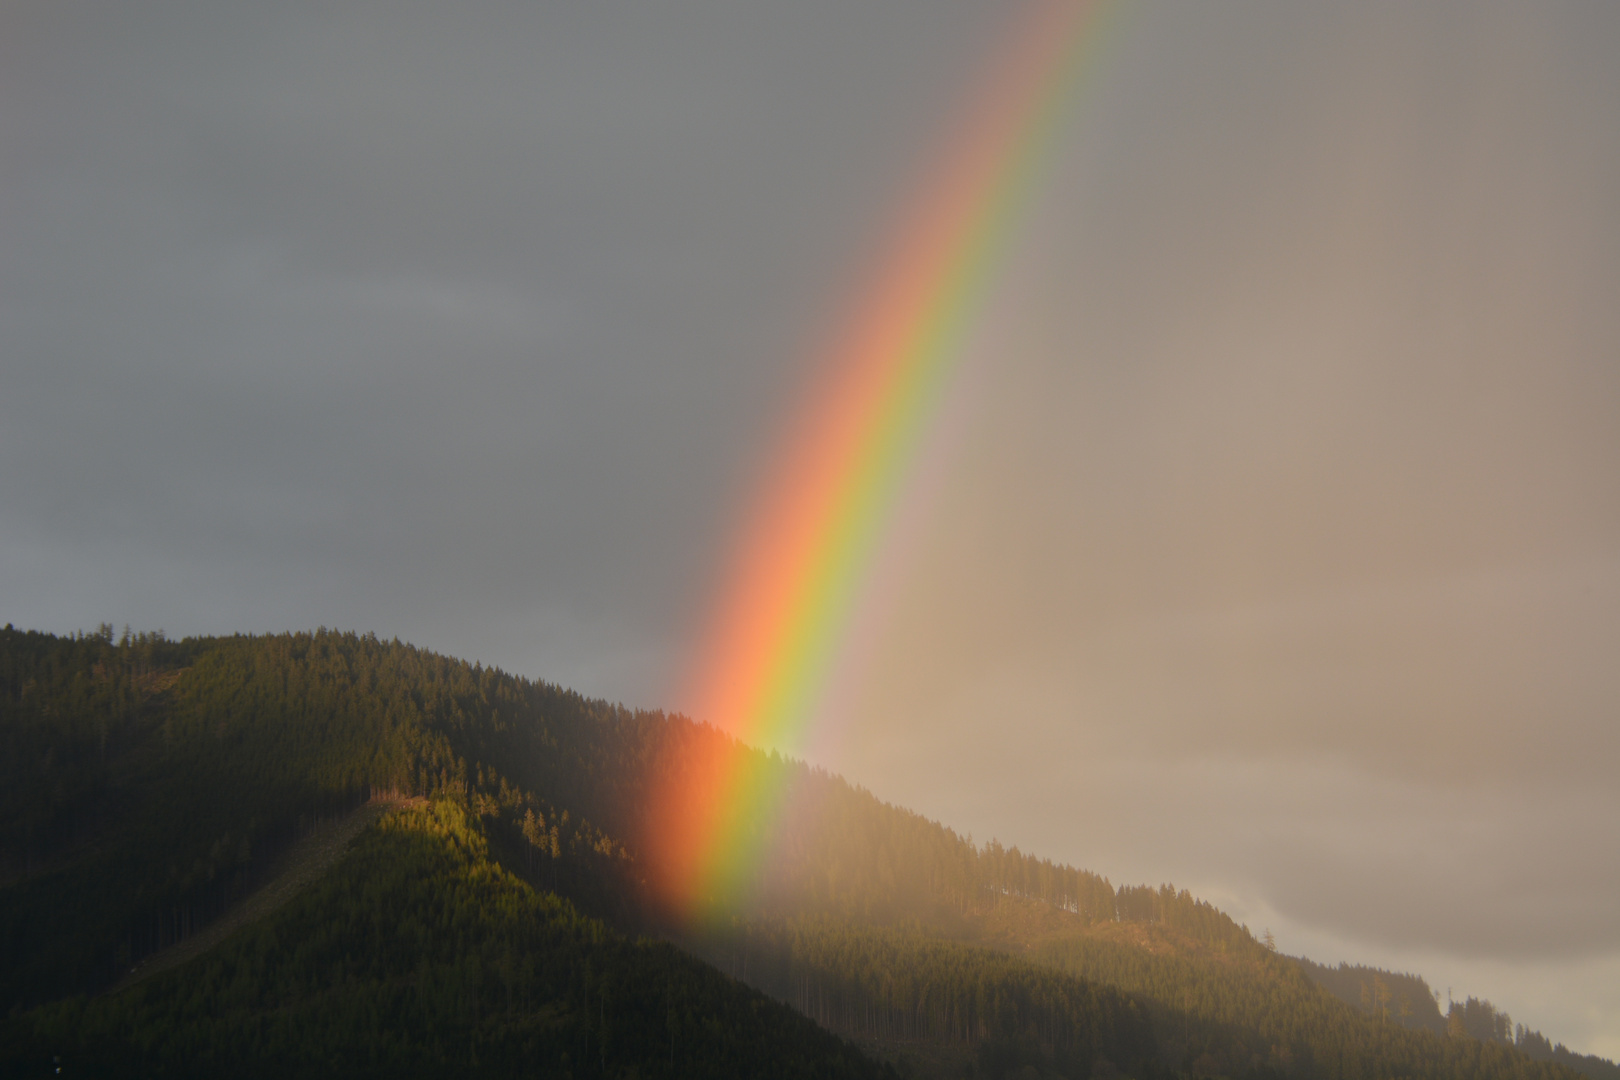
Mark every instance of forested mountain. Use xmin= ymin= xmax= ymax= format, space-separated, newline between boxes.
xmin=1295 ymin=954 xmax=1620 ymax=1080
xmin=1294 ymin=959 xmax=1444 ymax=1034
xmin=1 ymin=626 xmax=1609 ymax=1079
xmin=1506 ymin=1019 xmax=1620 ymax=1080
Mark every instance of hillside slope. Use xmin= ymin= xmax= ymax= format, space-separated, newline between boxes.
xmin=1 ymin=627 xmax=1605 ymax=1080
xmin=3 ymin=800 xmax=890 ymax=1079
xmin=113 ymin=793 xmax=418 ymax=992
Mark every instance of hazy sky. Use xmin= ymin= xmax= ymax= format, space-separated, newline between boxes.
xmin=3 ymin=0 xmax=1617 ymax=1056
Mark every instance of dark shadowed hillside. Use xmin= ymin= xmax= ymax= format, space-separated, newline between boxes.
xmin=1 ymin=627 xmax=1608 ymax=1080
xmin=5 ymin=799 xmax=890 ymax=1079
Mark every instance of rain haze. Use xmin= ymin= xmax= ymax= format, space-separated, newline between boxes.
xmin=3 ymin=0 xmax=1618 ymax=1057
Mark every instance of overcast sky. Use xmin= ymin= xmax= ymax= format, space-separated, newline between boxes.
xmin=3 ymin=0 xmax=1617 ymax=1056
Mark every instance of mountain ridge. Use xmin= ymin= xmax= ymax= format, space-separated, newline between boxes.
xmin=1 ymin=625 xmax=1608 ymax=1079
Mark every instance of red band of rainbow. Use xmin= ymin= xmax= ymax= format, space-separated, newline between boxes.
xmin=647 ymin=0 xmax=1117 ymax=919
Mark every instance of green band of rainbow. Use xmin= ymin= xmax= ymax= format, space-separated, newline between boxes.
xmin=647 ymin=0 xmax=1117 ymax=917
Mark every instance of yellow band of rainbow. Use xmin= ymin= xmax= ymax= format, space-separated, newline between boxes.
xmin=648 ymin=0 xmax=1119 ymax=918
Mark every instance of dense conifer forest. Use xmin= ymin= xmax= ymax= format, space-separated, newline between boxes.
xmin=1 ymin=626 xmax=1611 ymax=1079
xmin=1294 ymin=960 xmax=1446 ymax=1034
xmin=5 ymin=800 xmax=886 ymax=1079
xmin=1295 ymin=962 xmax=1620 ymax=1080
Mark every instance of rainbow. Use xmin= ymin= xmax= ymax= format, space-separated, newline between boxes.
xmin=647 ymin=0 xmax=1117 ymax=917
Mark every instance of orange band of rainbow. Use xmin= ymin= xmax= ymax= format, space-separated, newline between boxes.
xmin=648 ymin=0 xmax=1117 ymax=918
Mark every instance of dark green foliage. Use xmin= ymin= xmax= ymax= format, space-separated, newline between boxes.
xmin=1295 ymin=956 xmax=1620 ymax=1080
xmin=1435 ymin=998 xmax=1620 ymax=1080
xmin=1513 ymin=1022 xmax=1620 ymax=1080
xmin=1035 ymin=931 xmax=1577 ymax=1080
xmin=0 ymin=624 xmax=195 ymax=877
xmin=3 ymin=801 xmax=891 ymax=1079
xmin=0 ymin=627 xmax=646 ymax=1007
xmin=689 ymin=918 xmax=1163 ymax=1079
xmin=1296 ymin=959 xmax=1445 ymax=1033
xmin=0 ymin=626 xmax=1608 ymax=1080
xmin=1451 ymin=996 xmax=1516 ymax=1043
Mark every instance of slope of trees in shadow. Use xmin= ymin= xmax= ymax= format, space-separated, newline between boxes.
xmin=2 ymin=801 xmax=891 ymax=1079
xmin=1 ymin=627 xmax=1608 ymax=1080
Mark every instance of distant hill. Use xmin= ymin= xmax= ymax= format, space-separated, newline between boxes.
xmin=1 ymin=626 xmax=1610 ymax=1079
xmin=1510 ymin=1018 xmax=1620 ymax=1080
xmin=1294 ymin=960 xmax=1620 ymax=1080
xmin=1295 ymin=958 xmax=1446 ymax=1034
